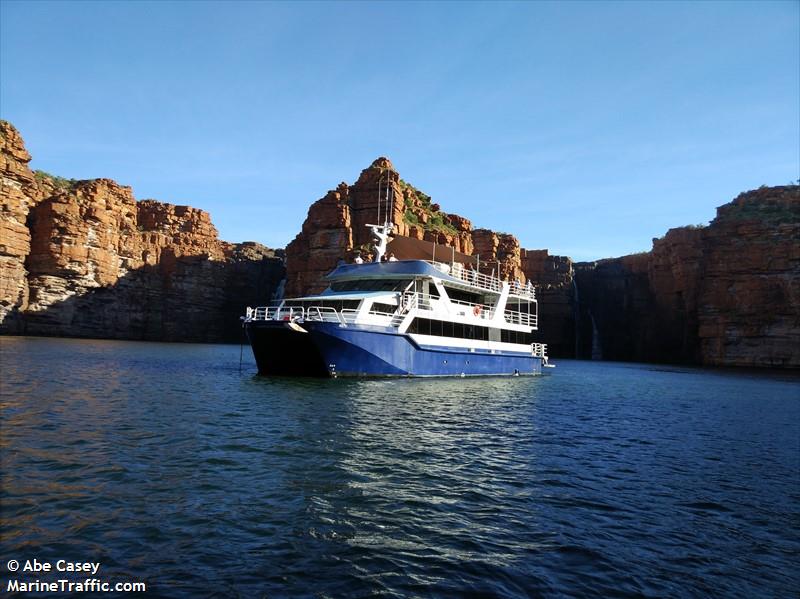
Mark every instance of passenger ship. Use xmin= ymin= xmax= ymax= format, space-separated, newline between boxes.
xmin=243 ymin=222 xmax=550 ymax=377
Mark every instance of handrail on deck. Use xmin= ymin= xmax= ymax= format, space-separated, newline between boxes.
xmin=246 ymin=293 xmax=537 ymax=329
xmin=425 ymin=260 xmax=536 ymax=299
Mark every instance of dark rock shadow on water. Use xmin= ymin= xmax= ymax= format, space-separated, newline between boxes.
xmin=1 ymin=339 xmax=799 ymax=597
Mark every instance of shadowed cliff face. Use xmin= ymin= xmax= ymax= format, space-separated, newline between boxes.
xmin=284 ymin=155 xmax=799 ymax=368
xmin=15 ymin=253 xmax=284 ymax=343
xmin=574 ymin=186 xmax=800 ymax=368
xmin=0 ymin=120 xmax=285 ymax=342
xmin=2 ymin=120 xmax=797 ymax=366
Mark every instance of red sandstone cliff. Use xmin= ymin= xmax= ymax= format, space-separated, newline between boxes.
xmin=0 ymin=120 xmax=284 ymax=341
xmin=2 ymin=120 xmax=796 ymax=366
xmin=285 ymin=158 xmax=526 ymax=297
xmin=574 ymin=186 xmax=800 ymax=368
xmin=0 ymin=122 xmax=44 ymax=323
xmin=285 ymin=155 xmax=798 ymax=368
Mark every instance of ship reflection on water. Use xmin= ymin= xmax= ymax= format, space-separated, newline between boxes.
xmin=1 ymin=337 xmax=798 ymax=597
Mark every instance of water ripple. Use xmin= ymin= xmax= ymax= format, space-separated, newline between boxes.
xmin=1 ymin=337 xmax=798 ymax=597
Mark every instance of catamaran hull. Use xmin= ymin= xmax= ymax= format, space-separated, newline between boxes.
xmin=246 ymin=320 xmax=542 ymax=377
xmin=245 ymin=321 xmax=329 ymax=377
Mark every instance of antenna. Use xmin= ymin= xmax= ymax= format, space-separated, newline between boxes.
xmin=384 ymin=169 xmax=390 ymax=226
xmin=377 ymin=171 xmax=383 ymax=224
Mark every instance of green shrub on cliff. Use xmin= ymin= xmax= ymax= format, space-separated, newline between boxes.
xmin=397 ymin=179 xmax=458 ymax=236
xmin=403 ymin=211 xmax=420 ymax=226
xmin=33 ymin=170 xmax=76 ymax=190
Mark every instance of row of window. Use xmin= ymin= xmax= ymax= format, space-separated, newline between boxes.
xmin=500 ymin=328 xmax=535 ymax=345
xmin=407 ymin=317 xmax=533 ymax=345
xmin=331 ymin=279 xmax=411 ymax=292
xmin=370 ymin=303 xmax=398 ymax=314
xmin=445 ymin=287 xmax=482 ymax=305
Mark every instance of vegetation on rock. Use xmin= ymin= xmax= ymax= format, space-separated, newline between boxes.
xmin=398 ymin=178 xmax=457 ymax=235
xmin=33 ymin=170 xmax=76 ymax=190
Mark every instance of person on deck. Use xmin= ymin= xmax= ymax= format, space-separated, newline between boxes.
xmin=388 ymin=253 xmax=398 ymax=262
xmin=354 ymin=253 xmax=363 ymax=264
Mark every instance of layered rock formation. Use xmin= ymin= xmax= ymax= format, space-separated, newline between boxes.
xmin=284 ymin=157 xmax=576 ymax=357
xmin=3 ymin=120 xmax=796 ymax=367
xmin=0 ymin=121 xmax=43 ymax=324
xmin=285 ymin=158 xmax=534 ymax=297
xmin=0 ymin=120 xmax=284 ymax=342
xmin=574 ymin=186 xmax=800 ymax=368
xmin=285 ymin=155 xmax=798 ymax=368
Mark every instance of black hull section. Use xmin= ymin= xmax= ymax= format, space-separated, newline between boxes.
xmin=245 ymin=321 xmax=329 ymax=377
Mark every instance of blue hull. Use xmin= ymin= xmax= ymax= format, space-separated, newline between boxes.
xmin=246 ymin=321 xmax=541 ymax=377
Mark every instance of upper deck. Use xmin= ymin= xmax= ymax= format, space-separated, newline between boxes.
xmin=326 ymin=259 xmax=536 ymax=301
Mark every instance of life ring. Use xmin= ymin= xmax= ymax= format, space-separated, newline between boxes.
xmin=473 ymin=305 xmax=482 ymax=317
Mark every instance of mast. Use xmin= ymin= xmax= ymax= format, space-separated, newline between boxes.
xmin=367 ymin=168 xmax=394 ymax=263
xmin=384 ymin=169 xmax=390 ymax=226
xmin=377 ymin=173 xmax=383 ymax=225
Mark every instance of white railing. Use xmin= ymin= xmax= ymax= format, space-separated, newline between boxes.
xmin=304 ymin=306 xmax=342 ymax=323
xmin=448 ymin=298 xmax=495 ymax=321
xmin=339 ymin=309 xmax=359 ymax=324
xmin=532 ymin=343 xmax=547 ymax=358
xmin=245 ymin=304 xmax=358 ymax=326
xmin=427 ymin=260 xmax=502 ymax=293
xmin=245 ymin=292 xmax=538 ymax=330
xmin=509 ymin=282 xmax=536 ymax=300
xmin=505 ymin=309 xmax=537 ymax=327
xmin=401 ymin=291 xmax=418 ymax=312
xmin=425 ymin=260 xmax=536 ymax=299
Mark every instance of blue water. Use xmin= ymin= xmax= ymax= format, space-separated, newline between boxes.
xmin=1 ymin=336 xmax=798 ymax=597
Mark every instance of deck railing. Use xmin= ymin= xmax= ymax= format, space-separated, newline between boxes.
xmin=247 ymin=297 xmax=537 ymax=329
xmin=504 ymin=309 xmax=537 ymax=327
xmin=427 ymin=261 xmax=502 ymax=293
xmin=425 ymin=260 xmax=536 ymax=299
xmin=246 ymin=289 xmax=538 ymax=330
xmin=532 ymin=343 xmax=547 ymax=358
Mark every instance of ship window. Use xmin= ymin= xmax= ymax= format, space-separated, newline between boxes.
xmin=442 ymin=321 xmax=454 ymax=337
xmin=430 ymin=319 xmax=442 ymax=336
xmin=406 ymin=317 xmax=490 ymax=341
xmin=428 ymin=285 xmax=440 ymax=299
xmin=446 ymin=287 xmax=482 ymax=304
xmin=331 ymin=279 xmax=411 ymax=292
xmin=501 ymin=329 xmax=533 ymax=345
xmin=370 ymin=302 xmax=397 ymax=314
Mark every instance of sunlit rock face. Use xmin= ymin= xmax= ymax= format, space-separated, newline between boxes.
xmin=574 ymin=186 xmax=800 ymax=368
xmin=0 ymin=121 xmax=42 ymax=325
xmin=2 ymin=120 xmax=796 ymax=365
xmin=285 ymin=158 xmax=521 ymax=297
xmin=0 ymin=120 xmax=285 ymax=342
xmin=284 ymin=154 xmax=798 ymax=367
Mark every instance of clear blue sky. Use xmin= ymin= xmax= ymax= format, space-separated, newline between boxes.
xmin=2 ymin=1 xmax=798 ymax=261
